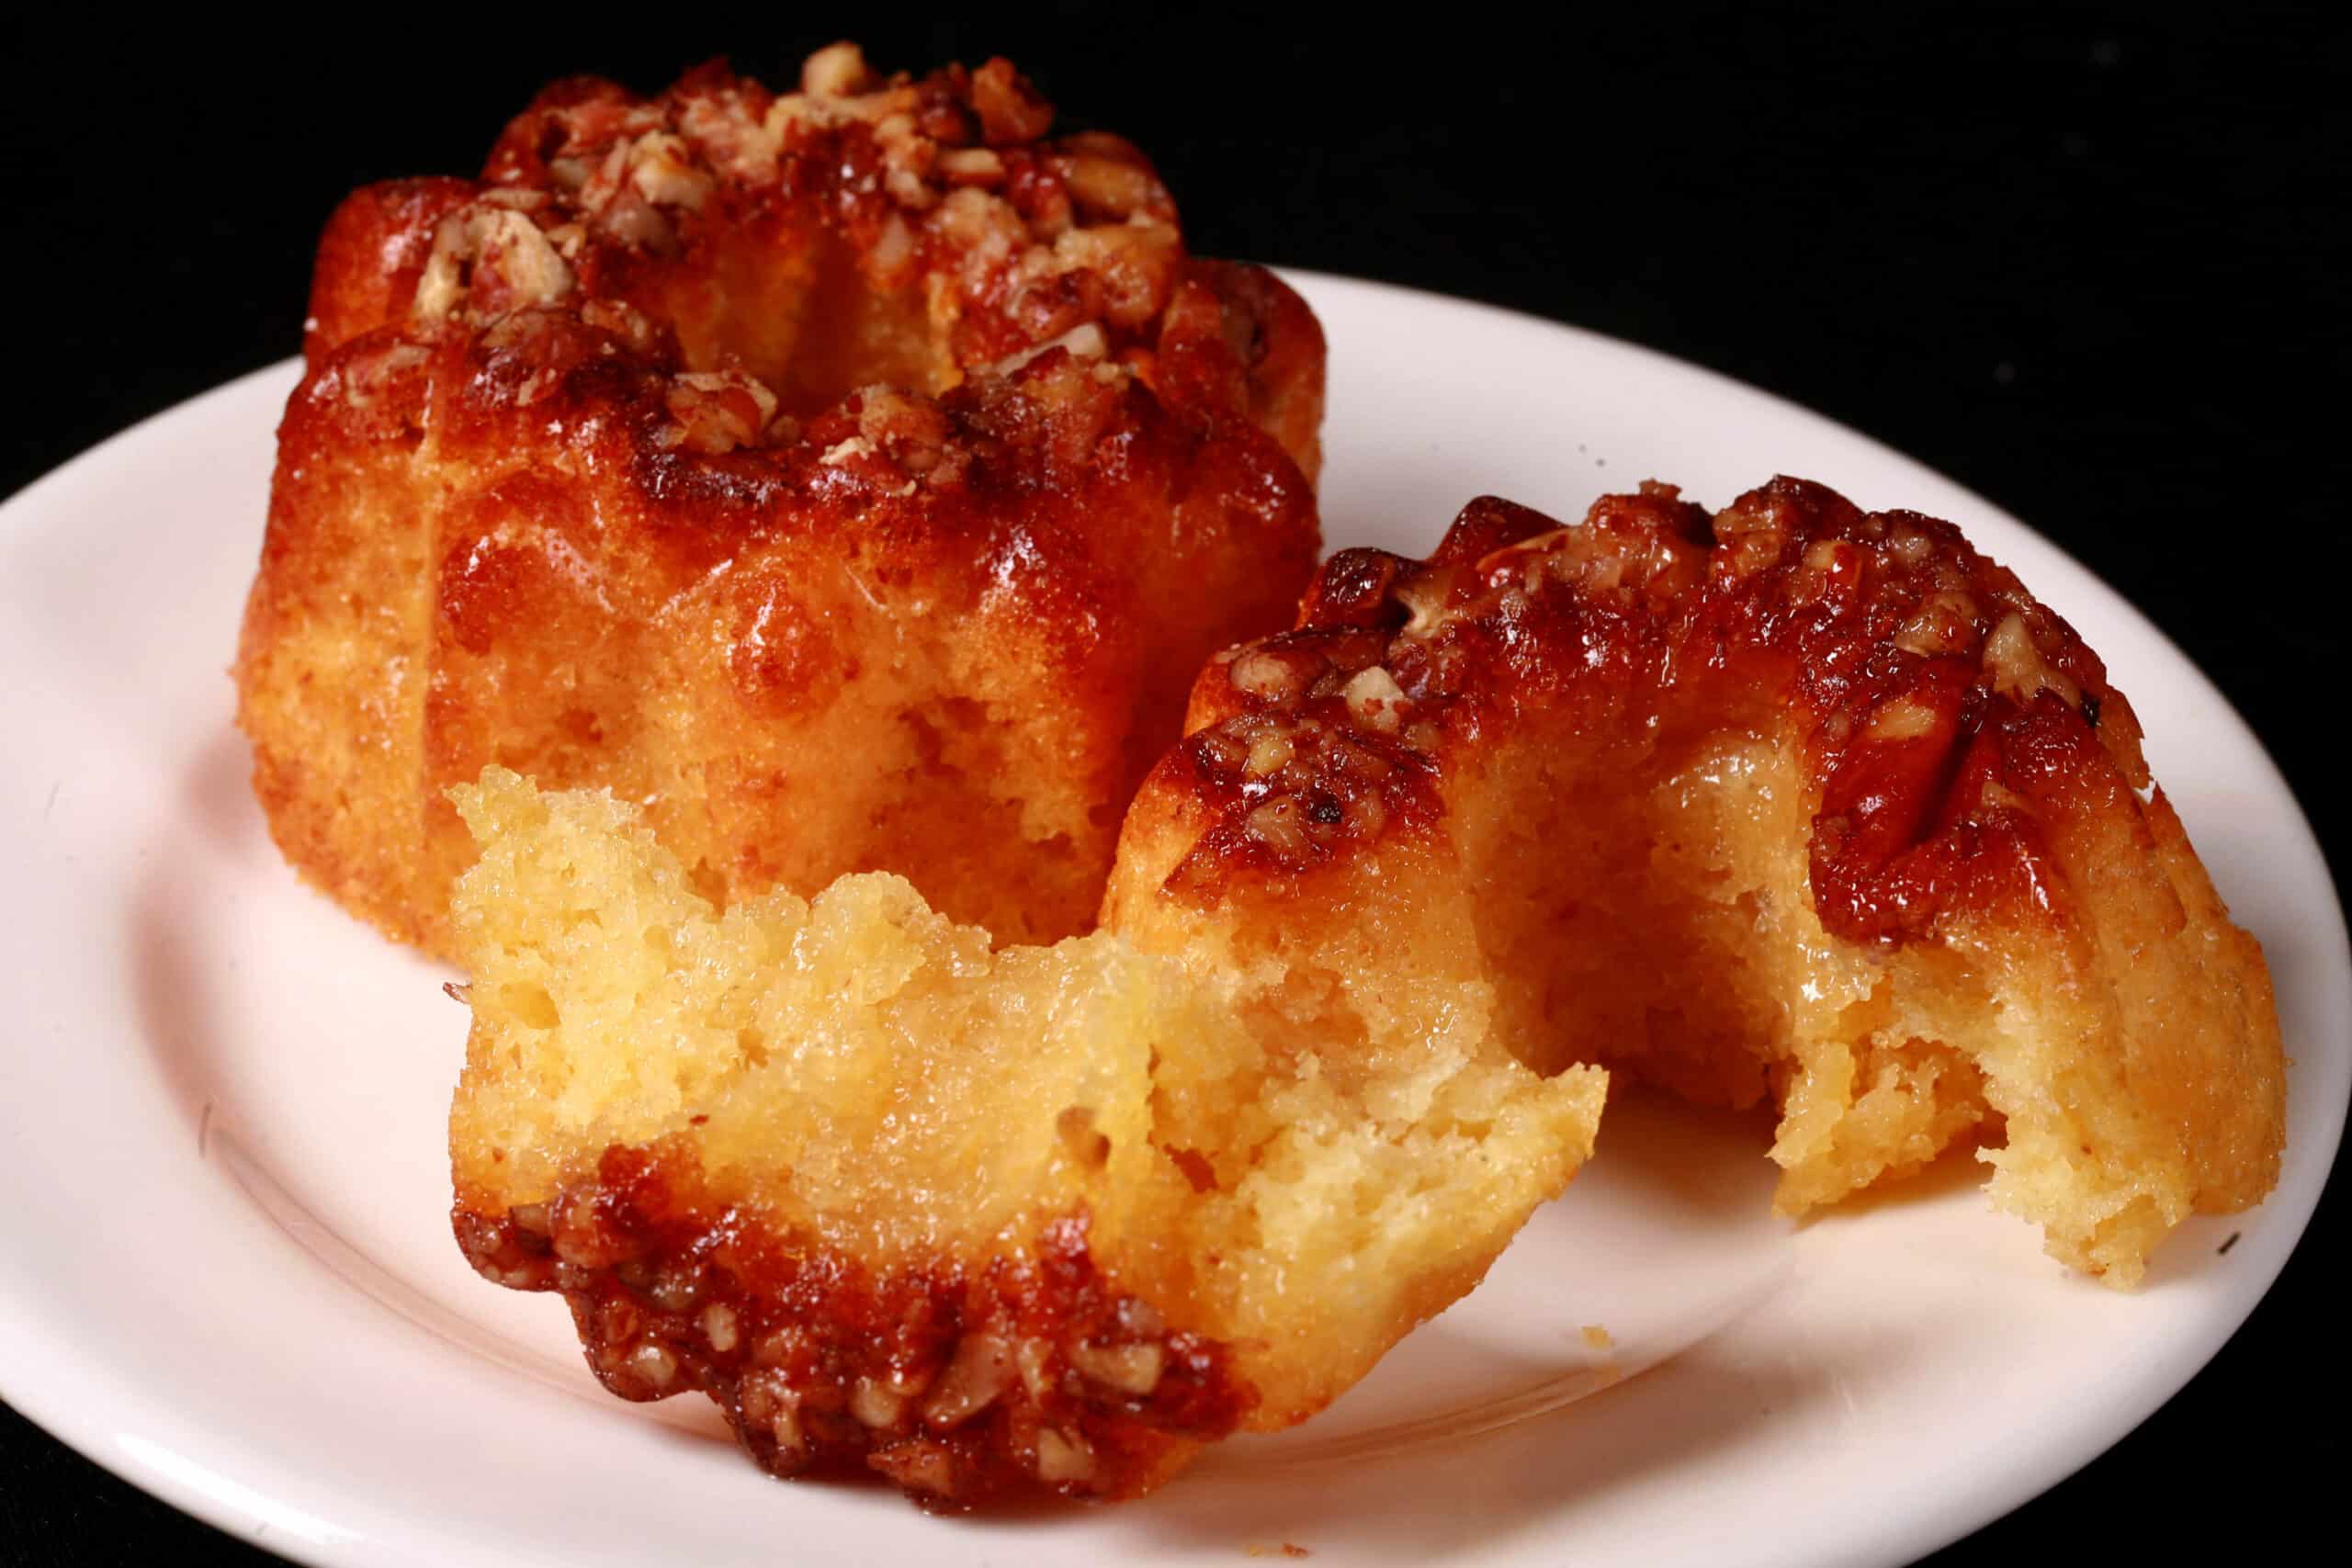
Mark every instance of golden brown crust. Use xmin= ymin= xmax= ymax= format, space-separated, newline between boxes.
xmin=1108 ymin=479 xmax=2285 ymax=1280
xmin=303 ymin=176 xmax=477 ymax=363
xmin=238 ymin=46 xmax=1324 ymax=956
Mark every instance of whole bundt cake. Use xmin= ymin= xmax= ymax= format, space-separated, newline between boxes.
xmin=441 ymin=479 xmax=2284 ymax=1509
xmin=235 ymin=44 xmax=1325 ymax=954
xmin=1108 ymin=478 xmax=2286 ymax=1284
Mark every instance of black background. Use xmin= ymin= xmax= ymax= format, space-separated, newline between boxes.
xmin=3 ymin=3 xmax=2345 ymax=1562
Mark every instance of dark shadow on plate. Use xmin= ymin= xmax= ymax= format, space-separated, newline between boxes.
xmin=1569 ymin=1081 xmax=1782 ymax=1213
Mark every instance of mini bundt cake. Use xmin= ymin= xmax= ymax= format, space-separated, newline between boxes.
xmin=1107 ymin=478 xmax=2286 ymax=1285
xmin=235 ymin=45 xmax=1324 ymax=955
xmin=448 ymin=769 xmax=1601 ymax=1506
xmin=444 ymin=479 xmax=2285 ymax=1507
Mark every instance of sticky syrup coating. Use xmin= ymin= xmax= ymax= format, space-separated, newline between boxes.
xmin=447 ymin=769 xmax=1600 ymax=1506
xmin=1107 ymin=479 xmax=2286 ymax=1285
xmin=236 ymin=44 xmax=1324 ymax=958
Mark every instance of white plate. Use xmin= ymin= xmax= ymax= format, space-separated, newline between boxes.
xmin=2 ymin=274 xmax=2344 ymax=1568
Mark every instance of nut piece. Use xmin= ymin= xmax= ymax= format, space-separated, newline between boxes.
xmin=1014 ymin=1337 xmax=1058 ymax=1402
xmin=1864 ymin=693 xmax=1942 ymax=742
xmin=922 ymin=1334 xmax=1016 ymax=1429
xmin=1342 ymin=666 xmax=1408 ymax=733
xmin=413 ymin=207 xmax=574 ymax=322
xmin=867 ymin=1438 xmax=960 ymax=1499
xmin=970 ymin=57 xmax=1053 ymax=144
xmin=851 ymin=1376 xmax=909 ymax=1430
xmin=1069 ymin=1338 xmax=1165 ymax=1396
xmin=1893 ymin=590 xmax=1981 ymax=659
xmin=665 ymin=372 xmax=781 ymax=457
xmin=1244 ymin=729 xmax=1295 ymax=777
xmin=802 ymin=42 xmax=874 ymax=98
xmin=1057 ymin=153 xmax=1162 ymax=219
xmin=627 ymin=1341 xmax=678 ymax=1391
xmin=1035 ymin=1427 xmax=1098 ymax=1485
xmin=939 ymin=147 xmax=1006 ymax=185
xmin=1983 ymin=613 xmax=2084 ymax=707
xmin=985 ymin=321 xmax=1109 ymax=379
xmin=737 ymin=1367 xmax=809 ymax=1461
xmin=1230 ymin=648 xmax=1320 ymax=703
xmin=626 ymin=132 xmax=715 ymax=211
xmin=1245 ymin=797 xmax=1312 ymax=857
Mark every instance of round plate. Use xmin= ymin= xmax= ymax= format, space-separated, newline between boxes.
xmin=2 ymin=274 xmax=2343 ymax=1568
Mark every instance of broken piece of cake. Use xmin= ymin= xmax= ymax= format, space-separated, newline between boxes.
xmin=1109 ymin=478 xmax=2285 ymax=1284
xmin=447 ymin=769 xmax=1600 ymax=1506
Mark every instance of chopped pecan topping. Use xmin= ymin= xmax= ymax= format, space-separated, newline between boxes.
xmin=1166 ymin=478 xmax=2137 ymax=944
xmin=456 ymin=1149 xmax=1253 ymax=1508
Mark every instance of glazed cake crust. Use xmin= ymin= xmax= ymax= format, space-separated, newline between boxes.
xmin=238 ymin=46 xmax=1324 ymax=954
xmin=1144 ymin=479 xmax=2143 ymax=931
xmin=457 ymin=1156 xmax=1253 ymax=1506
xmin=1107 ymin=479 xmax=2286 ymax=1281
